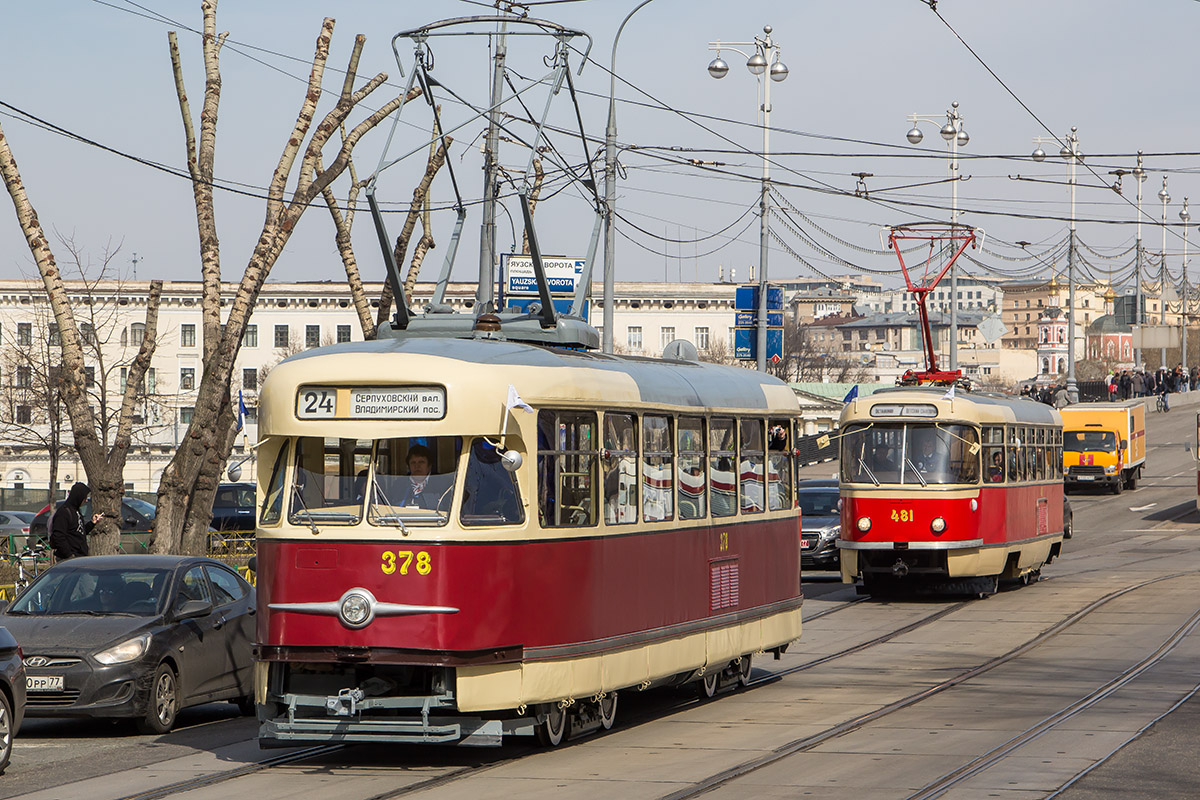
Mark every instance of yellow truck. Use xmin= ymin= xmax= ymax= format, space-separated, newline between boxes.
xmin=1060 ymin=401 xmax=1146 ymax=494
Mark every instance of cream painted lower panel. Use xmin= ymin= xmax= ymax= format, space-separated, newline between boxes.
xmin=454 ymin=608 xmax=803 ymax=712
xmin=840 ymin=549 xmax=859 ymax=583
xmin=253 ymin=661 xmax=269 ymax=705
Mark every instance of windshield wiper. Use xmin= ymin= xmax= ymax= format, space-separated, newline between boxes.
xmin=290 ymin=484 xmax=321 ymax=536
xmin=370 ymin=513 xmax=411 ymax=534
xmin=904 ymin=457 xmax=929 ymax=487
xmin=856 ymin=457 xmax=880 ymax=487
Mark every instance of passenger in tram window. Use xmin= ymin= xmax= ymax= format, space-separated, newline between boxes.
xmin=988 ymin=451 xmax=1005 ymax=482
xmin=872 ymin=443 xmax=897 ymax=473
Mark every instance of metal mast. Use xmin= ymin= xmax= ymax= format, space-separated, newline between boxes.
xmin=477 ymin=16 xmax=509 ymax=314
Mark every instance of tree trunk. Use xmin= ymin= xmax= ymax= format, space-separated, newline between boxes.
xmin=521 ymin=157 xmax=544 ymax=255
xmin=377 ymin=136 xmax=450 ymax=329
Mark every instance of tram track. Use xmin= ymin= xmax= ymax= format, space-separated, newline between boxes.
xmin=658 ymin=570 xmax=1199 ymax=800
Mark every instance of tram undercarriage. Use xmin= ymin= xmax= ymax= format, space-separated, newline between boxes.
xmin=841 ymin=538 xmax=1062 ymax=596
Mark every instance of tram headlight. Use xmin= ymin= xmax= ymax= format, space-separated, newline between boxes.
xmin=856 ymin=516 xmax=871 ymax=532
xmin=931 ymin=517 xmax=947 ymax=534
xmin=339 ymin=591 xmax=374 ymax=628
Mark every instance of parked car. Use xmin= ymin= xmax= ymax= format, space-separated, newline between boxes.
xmin=0 ymin=511 xmax=35 ymax=555
xmin=209 ymin=483 xmax=255 ymax=532
xmin=0 ymin=626 xmax=25 ymax=773
xmin=28 ymin=497 xmax=157 ymax=553
xmin=1 ymin=555 xmax=254 ymax=734
xmin=797 ymin=479 xmax=841 ymax=571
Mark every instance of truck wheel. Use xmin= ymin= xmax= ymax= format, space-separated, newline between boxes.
xmin=1126 ymin=473 xmax=1137 ymax=491
xmin=1113 ymin=477 xmax=1124 ymax=495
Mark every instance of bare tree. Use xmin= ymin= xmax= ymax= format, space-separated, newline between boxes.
xmin=149 ymin=2 xmax=422 ymax=554
xmin=0 ymin=121 xmax=163 ymax=553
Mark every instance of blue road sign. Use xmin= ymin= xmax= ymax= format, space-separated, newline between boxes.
xmin=734 ymin=284 xmax=785 ymax=312
xmin=734 ymin=327 xmax=783 ymax=362
xmin=735 ymin=311 xmax=784 ymax=328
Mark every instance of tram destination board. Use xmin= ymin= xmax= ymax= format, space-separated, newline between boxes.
xmin=296 ymin=385 xmax=446 ymax=420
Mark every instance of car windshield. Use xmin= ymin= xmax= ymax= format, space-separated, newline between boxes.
xmin=797 ymin=490 xmax=839 ymax=516
xmin=214 ymin=485 xmax=255 ymax=509
xmin=9 ymin=567 xmax=170 ymax=616
xmin=1064 ymin=430 xmax=1116 ymax=453
xmin=124 ymin=497 xmax=157 ymax=519
xmin=841 ymin=423 xmax=980 ymax=486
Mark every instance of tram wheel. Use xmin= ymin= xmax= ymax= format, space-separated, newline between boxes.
xmin=699 ymin=669 xmax=719 ymax=699
xmin=598 ymin=692 xmax=618 ymax=731
xmin=737 ymin=655 xmax=753 ymax=687
xmin=535 ymin=703 xmax=570 ymax=747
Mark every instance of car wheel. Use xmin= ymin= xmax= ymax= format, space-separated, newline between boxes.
xmin=0 ymin=691 xmax=12 ymax=774
xmin=137 ymin=663 xmax=179 ymax=735
xmin=234 ymin=696 xmax=256 ymax=716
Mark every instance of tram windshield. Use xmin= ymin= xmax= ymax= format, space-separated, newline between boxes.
xmin=1063 ymin=430 xmax=1116 ymax=453
xmin=840 ymin=423 xmax=980 ymax=486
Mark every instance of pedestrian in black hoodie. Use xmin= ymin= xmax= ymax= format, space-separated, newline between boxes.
xmin=49 ymin=481 xmax=102 ymax=560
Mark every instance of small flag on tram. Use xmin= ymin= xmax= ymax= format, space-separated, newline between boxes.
xmin=235 ymin=390 xmax=248 ymax=432
xmin=506 ymin=385 xmax=534 ymax=414
xmin=842 ymin=385 xmax=859 ymax=404
xmin=942 ymin=384 xmax=957 ymax=401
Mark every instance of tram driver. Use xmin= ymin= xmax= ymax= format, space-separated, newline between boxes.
xmin=912 ymin=432 xmax=946 ymax=480
xmin=395 ymin=444 xmax=449 ymax=509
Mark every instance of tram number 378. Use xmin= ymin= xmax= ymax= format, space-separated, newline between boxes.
xmin=890 ymin=509 xmax=914 ymax=523
xmin=381 ymin=550 xmax=433 ymax=576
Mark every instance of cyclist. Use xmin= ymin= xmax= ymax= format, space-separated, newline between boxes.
xmin=1158 ymin=384 xmax=1170 ymax=413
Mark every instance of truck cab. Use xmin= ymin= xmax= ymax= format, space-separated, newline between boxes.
xmin=1060 ymin=402 xmax=1145 ymax=494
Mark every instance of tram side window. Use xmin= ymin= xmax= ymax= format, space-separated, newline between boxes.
xmin=603 ymin=413 xmax=638 ymax=525
xmin=678 ymin=417 xmax=706 ymax=519
xmin=260 ymin=440 xmax=289 ymax=525
xmin=460 ymin=438 xmax=524 ymax=527
xmin=768 ymin=419 xmax=792 ymax=510
xmin=983 ymin=426 xmax=1005 ymax=483
xmin=1036 ymin=428 xmax=1047 ymax=481
xmin=709 ymin=418 xmax=738 ymax=517
xmin=290 ymin=437 xmax=371 ymax=525
xmin=538 ymin=410 xmax=598 ymax=527
xmin=1026 ymin=427 xmax=1037 ymax=483
xmin=642 ymin=415 xmax=674 ymax=522
xmin=369 ymin=437 xmax=462 ymax=526
xmin=740 ymin=419 xmax=765 ymax=513
xmin=1008 ymin=427 xmax=1022 ymax=482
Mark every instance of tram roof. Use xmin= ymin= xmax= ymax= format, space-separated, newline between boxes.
xmin=275 ymin=335 xmax=798 ymax=413
xmin=841 ymin=386 xmax=1060 ymax=426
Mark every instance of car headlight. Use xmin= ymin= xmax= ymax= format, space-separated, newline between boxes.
xmin=94 ymin=632 xmax=151 ymax=665
xmin=1104 ymin=465 xmax=1116 ymax=474
xmin=819 ymin=525 xmax=841 ymax=541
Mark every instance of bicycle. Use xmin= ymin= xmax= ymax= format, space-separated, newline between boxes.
xmin=1155 ymin=392 xmax=1169 ymax=413
xmin=8 ymin=541 xmax=48 ymax=595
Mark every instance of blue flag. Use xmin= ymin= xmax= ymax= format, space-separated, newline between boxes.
xmin=235 ymin=390 xmax=248 ymax=432
xmin=842 ymin=385 xmax=859 ymax=404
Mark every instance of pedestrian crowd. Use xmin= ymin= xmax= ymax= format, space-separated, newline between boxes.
xmin=1105 ymin=364 xmax=1197 ymax=400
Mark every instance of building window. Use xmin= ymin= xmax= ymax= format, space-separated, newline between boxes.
xmin=660 ymin=326 xmax=676 ymax=349
xmin=246 ymin=405 xmax=259 ymax=424
xmin=336 ymin=324 xmax=351 ymax=344
xmin=243 ymin=368 xmax=257 ymax=391
xmin=84 ymin=366 xmax=95 ymax=388
xmin=244 ymin=324 xmax=258 ymax=348
xmin=148 ymin=368 xmax=156 ymax=394
xmin=627 ymin=326 xmax=643 ymax=350
xmin=16 ymin=405 xmax=31 ymax=425
xmin=695 ymin=326 xmax=710 ymax=350
xmin=16 ymin=366 xmax=31 ymax=388
xmin=181 ymin=323 xmax=196 ymax=347
xmin=49 ymin=323 xmax=60 ymax=346
xmin=274 ymin=324 xmax=289 ymax=348
xmin=180 ymin=367 xmax=195 ymax=391
xmin=305 ymin=325 xmax=320 ymax=349
xmin=180 ymin=407 xmax=195 ymax=425
xmin=17 ymin=323 xmax=31 ymax=347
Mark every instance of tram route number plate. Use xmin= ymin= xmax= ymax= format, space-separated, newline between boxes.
xmin=297 ymin=386 xmax=446 ymax=420
xmin=27 ymin=675 xmax=64 ymax=692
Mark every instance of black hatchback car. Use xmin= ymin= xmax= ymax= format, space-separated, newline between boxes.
xmin=798 ymin=479 xmax=841 ymax=571
xmin=209 ymin=483 xmax=255 ymax=532
xmin=0 ymin=626 xmax=25 ymax=773
xmin=0 ymin=555 xmax=255 ymax=734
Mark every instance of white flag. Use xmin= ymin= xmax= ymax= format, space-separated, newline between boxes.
xmin=506 ymin=384 xmax=534 ymax=414
xmin=942 ymin=383 xmax=956 ymax=400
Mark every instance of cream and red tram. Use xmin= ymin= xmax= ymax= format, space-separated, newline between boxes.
xmin=837 ymin=387 xmax=1065 ymax=595
xmin=252 ymin=331 xmax=803 ymax=746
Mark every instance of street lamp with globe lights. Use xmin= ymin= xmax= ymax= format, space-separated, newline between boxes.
xmin=904 ymin=102 xmax=968 ymax=372
xmin=1159 ymin=176 xmax=1171 ymax=369
xmin=707 ymin=25 xmax=788 ymax=372
xmin=1181 ymin=198 xmax=1191 ymax=371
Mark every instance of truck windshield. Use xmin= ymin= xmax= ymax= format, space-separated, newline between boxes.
xmin=1064 ymin=430 xmax=1116 ymax=453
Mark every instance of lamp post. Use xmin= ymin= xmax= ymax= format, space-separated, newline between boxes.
xmin=1031 ymin=127 xmax=1081 ymax=402
xmin=1109 ymin=152 xmax=1146 ymax=368
xmin=1159 ymin=176 xmax=1171 ymax=370
xmin=603 ymin=0 xmax=658 ymax=355
xmin=905 ymin=102 xmax=968 ymax=372
xmin=1181 ymin=197 xmax=1190 ymax=372
xmin=708 ymin=25 xmax=789 ymax=372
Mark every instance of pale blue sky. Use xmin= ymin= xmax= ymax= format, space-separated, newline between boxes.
xmin=1 ymin=1 xmax=1197 ymax=291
